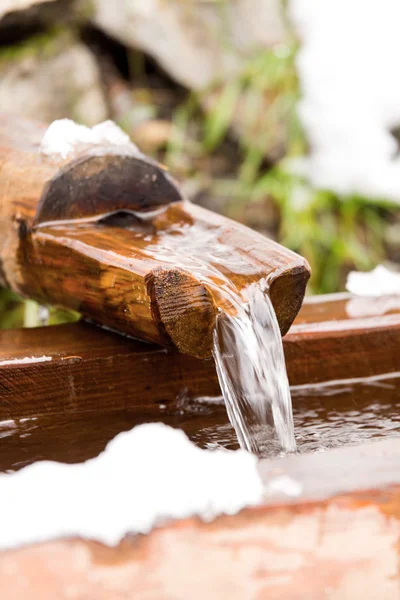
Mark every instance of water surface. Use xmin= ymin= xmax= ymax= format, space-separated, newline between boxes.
xmin=0 ymin=375 xmax=398 ymax=471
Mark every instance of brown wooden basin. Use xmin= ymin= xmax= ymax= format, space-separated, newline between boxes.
xmin=0 ymin=293 xmax=399 ymax=598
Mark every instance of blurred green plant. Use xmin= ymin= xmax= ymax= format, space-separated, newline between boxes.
xmin=166 ymin=42 xmax=301 ymax=173
xmin=251 ymin=168 xmax=393 ymax=293
xmin=164 ymin=39 xmax=392 ymax=295
xmin=0 ymin=289 xmax=25 ymax=329
xmin=0 ymin=27 xmax=73 ymax=66
xmin=0 ymin=288 xmax=79 ymax=330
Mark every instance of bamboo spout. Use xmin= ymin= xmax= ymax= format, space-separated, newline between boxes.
xmin=0 ymin=114 xmax=310 ymax=358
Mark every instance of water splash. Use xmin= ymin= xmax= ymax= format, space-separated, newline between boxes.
xmin=143 ymin=222 xmax=296 ymax=455
xmin=213 ymin=283 xmax=296 ymax=454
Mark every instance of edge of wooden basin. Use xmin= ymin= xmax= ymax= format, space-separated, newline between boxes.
xmin=1 ymin=438 xmax=400 ymax=598
xmin=0 ymin=293 xmax=399 ymax=418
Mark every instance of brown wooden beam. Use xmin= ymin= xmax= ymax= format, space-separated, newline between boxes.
xmin=0 ymin=321 xmax=218 ymax=418
xmin=0 ymin=294 xmax=399 ymax=419
xmin=0 ymin=113 xmax=310 ymax=358
xmin=285 ymin=313 xmax=400 ymax=385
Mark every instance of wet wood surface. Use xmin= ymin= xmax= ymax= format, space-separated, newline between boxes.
xmin=0 ymin=294 xmax=399 ymax=418
xmin=295 ymin=292 xmax=400 ymax=323
xmin=0 ymin=113 xmax=310 ymax=357
xmin=0 ymin=321 xmax=219 ymax=418
xmin=1 ymin=438 xmax=400 ymax=599
xmin=285 ymin=312 xmax=400 ymax=385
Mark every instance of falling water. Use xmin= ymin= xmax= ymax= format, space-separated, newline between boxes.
xmin=212 ymin=283 xmax=296 ymax=455
xmin=143 ymin=221 xmax=297 ymax=455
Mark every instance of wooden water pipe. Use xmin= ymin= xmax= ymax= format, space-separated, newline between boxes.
xmin=0 ymin=113 xmax=310 ymax=358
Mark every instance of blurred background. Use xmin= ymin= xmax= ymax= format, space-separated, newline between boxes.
xmin=0 ymin=0 xmax=399 ymax=328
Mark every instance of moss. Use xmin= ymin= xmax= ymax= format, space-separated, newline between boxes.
xmin=0 ymin=26 xmax=75 ymax=68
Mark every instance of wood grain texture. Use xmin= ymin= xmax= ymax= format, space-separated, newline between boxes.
xmin=0 ymin=294 xmax=398 ymax=418
xmin=34 ymin=150 xmax=183 ymax=226
xmin=0 ymin=113 xmax=310 ymax=357
xmin=0 ymin=322 xmax=218 ymax=419
xmin=285 ymin=313 xmax=400 ymax=385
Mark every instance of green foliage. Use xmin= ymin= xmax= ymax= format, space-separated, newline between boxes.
xmin=164 ymin=40 xmax=392 ymax=295
xmin=202 ymin=79 xmax=243 ymax=152
xmin=0 ymin=27 xmax=73 ymax=67
xmin=251 ymin=168 xmax=391 ymax=293
xmin=204 ymin=42 xmax=301 ymax=160
xmin=0 ymin=289 xmax=25 ymax=329
xmin=0 ymin=288 xmax=79 ymax=329
xmin=165 ymin=42 xmax=300 ymax=171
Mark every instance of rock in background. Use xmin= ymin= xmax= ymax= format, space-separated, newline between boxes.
xmin=0 ymin=1 xmax=108 ymax=125
xmin=0 ymin=30 xmax=108 ymax=124
xmin=92 ymin=0 xmax=291 ymax=161
xmin=1 ymin=0 xmax=56 ymax=24
xmin=0 ymin=0 xmax=290 ymax=154
xmin=0 ymin=0 xmax=87 ymax=43
xmin=92 ymin=0 xmax=287 ymax=91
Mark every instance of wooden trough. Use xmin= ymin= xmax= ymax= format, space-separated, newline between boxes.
xmin=0 ymin=113 xmax=310 ymax=358
xmin=2 ymin=440 xmax=400 ymax=600
xmin=0 ymin=293 xmax=399 ymax=599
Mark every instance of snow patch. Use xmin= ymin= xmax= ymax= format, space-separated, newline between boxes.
xmin=265 ymin=475 xmax=303 ymax=498
xmin=0 ymin=355 xmax=52 ymax=366
xmin=346 ymin=296 xmax=400 ymax=318
xmin=0 ymin=423 xmax=264 ymax=550
xmin=40 ymin=119 xmax=138 ymax=159
xmin=290 ymin=0 xmax=400 ymax=203
xmin=346 ymin=265 xmax=400 ymax=297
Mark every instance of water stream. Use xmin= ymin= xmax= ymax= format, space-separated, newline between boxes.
xmin=213 ymin=284 xmax=296 ymax=454
xmin=143 ymin=220 xmax=296 ymax=455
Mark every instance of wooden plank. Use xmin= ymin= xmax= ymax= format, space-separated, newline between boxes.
xmin=0 ymin=322 xmax=219 ymax=418
xmin=296 ymin=292 xmax=400 ymax=323
xmin=0 ymin=295 xmax=399 ymax=417
xmin=285 ymin=313 xmax=400 ymax=385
